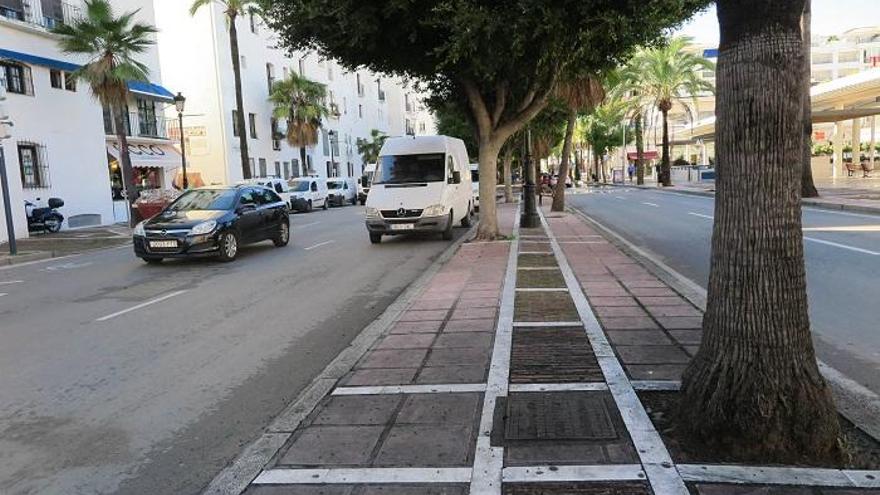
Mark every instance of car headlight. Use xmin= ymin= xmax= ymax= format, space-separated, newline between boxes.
xmin=423 ymin=204 xmax=446 ymax=217
xmin=190 ymin=220 xmax=217 ymax=235
xmin=134 ymin=221 xmax=145 ymax=236
xmin=365 ymin=207 xmax=381 ymax=219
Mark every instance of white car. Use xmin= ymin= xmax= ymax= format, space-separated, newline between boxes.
xmin=358 ymin=163 xmax=376 ymax=205
xmin=327 ymin=177 xmax=357 ymax=206
xmin=365 ymin=135 xmax=474 ymax=244
xmin=236 ymin=178 xmax=293 ymax=209
xmin=287 ymin=177 xmax=329 ymax=212
xmin=470 ymin=163 xmax=480 ymax=210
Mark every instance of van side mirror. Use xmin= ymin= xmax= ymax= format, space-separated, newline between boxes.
xmin=449 ymin=170 xmax=461 ymax=185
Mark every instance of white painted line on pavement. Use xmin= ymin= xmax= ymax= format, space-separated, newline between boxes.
xmin=642 ymin=202 xmax=660 ymax=207
xmin=254 ymin=467 xmax=473 ymax=484
xmin=0 ymin=280 xmax=23 ymax=285
xmin=512 ymin=321 xmax=583 ymax=328
xmin=303 ymin=240 xmax=335 ymax=251
xmin=514 ymin=287 xmax=568 ymax=292
xmin=95 ymin=290 xmax=188 ymax=322
xmin=688 ymin=212 xmax=714 ymax=220
xmin=804 ymin=236 xmax=880 ymax=256
xmin=677 ymin=464 xmax=859 ymax=487
xmin=518 ymin=251 xmax=553 ymax=255
xmin=632 ymin=380 xmax=681 ymax=391
xmin=558 ymin=241 xmax=607 ymax=244
xmin=508 ymin=382 xmax=609 ymax=393
xmin=332 ymin=383 xmax=486 ymax=395
xmin=517 ymin=267 xmax=559 ymax=271
xmin=297 ymin=221 xmax=321 ymax=229
xmin=503 ymin=464 xmax=645 ymax=483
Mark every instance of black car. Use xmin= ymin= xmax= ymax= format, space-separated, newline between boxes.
xmin=133 ymin=186 xmax=290 ymax=263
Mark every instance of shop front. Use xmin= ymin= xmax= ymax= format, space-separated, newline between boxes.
xmin=106 ymin=140 xmax=182 ymax=223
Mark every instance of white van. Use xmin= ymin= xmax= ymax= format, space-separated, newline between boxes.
xmin=237 ymin=178 xmax=293 ymax=210
xmin=469 ymin=163 xmax=480 ymax=210
xmin=357 ymin=163 xmax=377 ymax=205
xmin=327 ymin=177 xmax=357 ymax=206
xmin=287 ymin=177 xmax=329 ymax=212
xmin=365 ymin=136 xmax=474 ymax=244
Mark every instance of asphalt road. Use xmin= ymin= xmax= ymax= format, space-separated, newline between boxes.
xmin=0 ymin=205 xmax=468 ymax=495
xmin=568 ymin=186 xmax=880 ymax=397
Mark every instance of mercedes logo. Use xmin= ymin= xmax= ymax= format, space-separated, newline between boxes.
xmin=397 ymin=207 xmax=406 ymax=217
xmin=161 ymin=229 xmax=168 ymax=237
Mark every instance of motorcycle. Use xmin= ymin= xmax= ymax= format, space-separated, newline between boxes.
xmin=25 ymin=197 xmax=65 ymax=233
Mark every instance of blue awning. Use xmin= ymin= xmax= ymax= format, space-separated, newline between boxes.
xmin=0 ymin=48 xmax=174 ymax=101
xmin=703 ymin=48 xmax=719 ymax=59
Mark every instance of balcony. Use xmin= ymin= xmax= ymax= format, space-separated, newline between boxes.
xmin=104 ymin=111 xmax=173 ymax=140
xmin=0 ymin=0 xmax=82 ymax=31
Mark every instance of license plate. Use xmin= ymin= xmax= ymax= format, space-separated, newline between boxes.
xmin=149 ymin=240 xmax=178 ymax=248
xmin=390 ymin=223 xmax=414 ymax=231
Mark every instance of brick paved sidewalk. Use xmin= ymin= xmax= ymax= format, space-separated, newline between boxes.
xmin=233 ymin=203 xmax=880 ymax=495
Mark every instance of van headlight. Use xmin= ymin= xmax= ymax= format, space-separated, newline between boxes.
xmin=423 ymin=204 xmax=446 ymax=217
xmin=133 ymin=221 xmax=146 ymax=236
xmin=365 ymin=207 xmax=381 ymax=219
xmin=191 ymin=220 xmax=217 ymax=235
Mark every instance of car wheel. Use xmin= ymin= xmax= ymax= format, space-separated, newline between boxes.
xmin=442 ymin=211 xmax=454 ymax=240
xmin=359 ymin=199 xmax=366 ymax=205
xmin=322 ymin=199 xmax=328 ymax=210
xmin=273 ymin=221 xmax=290 ymax=247
xmin=45 ymin=215 xmax=62 ymax=233
xmin=369 ymin=232 xmax=382 ymax=244
xmin=217 ymin=231 xmax=239 ymax=262
xmin=351 ymin=197 xmax=358 ymax=205
xmin=461 ymin=203 xmax=473 ymax=227
xmin=142 ymin=257 xmax=163 ymax=264
xmin=307 ymin=200 xmax=313 ymax=212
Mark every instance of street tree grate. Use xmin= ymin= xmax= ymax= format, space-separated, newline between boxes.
xmin=503 ymin=483 xmax=651 ymax=494
xmin=514 ymin=292 xmax=579 ymax=321
xmin=504 ymin=392 xmax=618 ymax=441
xmin=510 ymin=327 xmax=604 ymax=383
xmin=517 ymin=269 xmax=566 ymax=289
xmin=518 ymin=253 xmax=558 ymax=268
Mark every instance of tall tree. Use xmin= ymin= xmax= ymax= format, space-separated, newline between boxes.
xmin=190 ymin=0 xmax=258 ymax=179
xmin=552 ymin=77 xmax=605 ymax=211
xmin=680 ymin=0 xmax=842 ymax=463
xmin=582 ymin=99 xmax=632 ymax=185
xmin=263 ymin=0 xmax=710 ymax=239
xmin=356 ymin=129 xmax=388 ymax=167
xmin=53 ymin=0 xmax=156 ymax=226
xmin=268 ymin=72 xmax=328 ymax=176
xmin=801 ymin=0 xmax=820 ymax=198
xmin=625 ymin=37 xmax=714 ymax=186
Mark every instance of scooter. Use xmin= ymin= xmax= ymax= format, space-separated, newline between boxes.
xmin=25 ymin=197 xmax=65 ymax=233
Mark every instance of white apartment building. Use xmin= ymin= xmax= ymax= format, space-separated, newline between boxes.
xmin=153 ymin=2 xmax=435 ymax=187
xmin=0 ymin=0 xmax=179 ymax=243
xmin=811 ymin=27 xmax=880 ymax=83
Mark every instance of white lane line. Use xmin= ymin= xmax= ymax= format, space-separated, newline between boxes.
xmin=254 ymin=467 xmax=473 ymax=484
xmin=688 ymin=212 xmax=714 ymax=220
xmin=297 ymin=221 xmax=321 ymax=229
xmin=95 ymin=290 xmax=188 ymax=322
xmin=642 ymin=202 xmax=660 ymax=207
xmin=804 ymin=236 xmax=880 ymax=256
xmin=0 ymin=293 xmax=7 ymax=297
xmin=303 ymin=240 xmax=335 ymax=251
xmin=0 ymin=280 xmax=23 ymax=285
xmin=332 ymin=383 xmax=486 ymax=395
xmin=614 ymin=196 xmax=626 ymax=200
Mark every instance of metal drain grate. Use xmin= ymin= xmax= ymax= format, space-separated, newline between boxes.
xmin=510 ymin=327 xmax=603 ymax=383
xmin=504 ymin=392 xmax=618 ymax=441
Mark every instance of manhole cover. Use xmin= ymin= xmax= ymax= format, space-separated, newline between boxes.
xmin=505 ymin=392 xmax=617 ymax=441
xmin=504 ymin=483 xmax=651 ymax=494
xmin=510 ymin=327 xmax=603 ymax=383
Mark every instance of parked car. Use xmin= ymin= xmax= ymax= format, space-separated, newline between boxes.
xmin=365 ymin=135 xmax=474 ymax=244
xmin=287 ymin=177 xmax=329 ymax=212
xmin=357 ymin=163 xmax=376 ymax=205
xmin=133 ymin=186 xmax=289 ymax=263
xmin=237 ymin=178 xmax=293 ymax=209
xmin=470 ymin=163 xmax=480 ymax=210
xmin=327 ymin=177 xmax=357 ymax=206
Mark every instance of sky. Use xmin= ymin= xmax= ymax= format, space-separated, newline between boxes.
xmin=676 ymin=0 xmax=880 ymax=47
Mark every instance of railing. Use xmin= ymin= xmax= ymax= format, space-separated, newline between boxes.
xmin=104 ymin=111 xmax=172 ymax=140
xmin=0 ymin=0 xmax=82 ymax=30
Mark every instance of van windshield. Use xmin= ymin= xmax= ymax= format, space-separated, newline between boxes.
xmin=375 ymin=153 xmax=445 ymax=184
xmin=288 ymin=180 xmax=311 ymax=192
xmin=327 ymin=181 xmax=341 ymax=189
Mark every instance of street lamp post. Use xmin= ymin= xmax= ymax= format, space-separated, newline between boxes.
xmin=328 ymin=130 xmax=337 ymax=177
xmin=173 ymin=92 xmax=188 ymax=189
xmin=520 ymin=127 xmax=540 ymax=228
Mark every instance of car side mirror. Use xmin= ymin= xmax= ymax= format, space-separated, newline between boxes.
xmin=449 ymin=170 xmax=461 ymax=185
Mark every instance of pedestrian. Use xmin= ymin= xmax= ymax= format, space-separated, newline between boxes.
xmin=627 ymin=162 xmax=635 ymax=182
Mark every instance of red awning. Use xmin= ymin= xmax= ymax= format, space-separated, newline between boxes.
xmin=626 ymin=151 xmax=659 ymax=160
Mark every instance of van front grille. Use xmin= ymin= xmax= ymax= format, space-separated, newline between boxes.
xmin=381 ymin=209 xmax=423 ymax=218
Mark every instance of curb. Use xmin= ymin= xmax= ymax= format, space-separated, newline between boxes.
xmin=567 ymin=206 xmax=880 ymax=443
xmin=0 ymin=251 xmax=53 ymax=266
xmin=201 ymin=222 xmax=480 ymax=495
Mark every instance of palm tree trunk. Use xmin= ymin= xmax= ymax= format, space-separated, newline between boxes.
xmin=635 ymin=112 xmax=646 ymax=185
xmin=801 ymin=0 xmax=819 ymax=198
xmin=661 ymin=108 xmax=671 ymax=186
xmin=300 ymin=147 xmax=308 ymax=176
xmin=592 ymin=147 xmax=600 ymax=182
xmin=113 ymin=106 xmax=139 ymax=227
xmin=502 ymin=145 xmax=514 ymax=203
xmin=552 ymin=110 xmax=577 ymax=211
xmin=680 ymin=0 xmax=842 ymax=463
xmin=228 ymin=13 xmax=251 ymax=180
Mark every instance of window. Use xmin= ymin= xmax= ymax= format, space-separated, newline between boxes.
xmin=356 ymin=73 xmax=364 ymax=96
xmin=322 ymin=129 xmax=330 ymax=155
xmin=358 ymin=104 xmax=363 ymax=118
xmin=292 ymin=159 xmax=301 ymax=177
xmin=298 ymin=58 xmax=305 ymax=75
xmin=240 ymin=55 xmax=247 ymax=69
xmin=375 ymin=153 xmax=445 ymax=184
xmin=310 ymin=181 xmax=318 ymax=192
xmin=50 ymin=69 xmax=63 ymax=89
xmin=18 ymin=142 xmax=49 ymax=188
xmin=258 ymin=158 xmax=267 ymax=177
xmin=232 ymin=110 xmax=241 ymax=137
xmin=137 ymin=98 xmax=158 ymax=137
xmin=347 ymin=162 xmax=354 ymax=177
xmin=239 ymin=189 xmax=257 ymax=206
xmin=327 ymin=63 xmax=334 ymax=80
xmin=64 ymin=72 xmax=76 ymax=91
xmin=283 ymin=67 xmax=289 ymax=79
xmin=274 ymin=161 xmax=281 ymax=177
xmin=266 ymin=63 xmax=275 ymax=93
xmin=249 ymin=158 xmax=255 ymax=177
xmin=838 ymin=51 xmax=860 ymax=63
xmin=249 ymin=12 xmax=258 ymax=34
xmin=2 ymin=62 xmax=33 ymax=95
xmin=326 ymin=161 xmax=332 ymax=177
xmin=271 ymin=118 xmax=281 ymax=150
xmin=249 ymin=113 xmax=258 ymax=139
xmin=283 ymin=161 xmax=290 ymax=178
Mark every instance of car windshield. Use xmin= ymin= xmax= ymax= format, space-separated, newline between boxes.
xmin=327 ymin=181 xmax=341 ymax=189
xmin=375 ymin=153 xmax=445 ymax=184
xmin=167 ymin=189 xmax=237 ymax=211
xmin=471 ymin=170 xmax=479 ymax=183
xmin=288 ymin=180 xmax=310 ymax=192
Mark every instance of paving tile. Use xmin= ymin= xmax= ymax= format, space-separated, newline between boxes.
xmin=360 ymin=486 xmax=467 ymax=495
xmin=313 ymin=395 xmax=402 ymax=425
xmin=342 ymin=368 xmax=417 ymax=386
xmin=604 ymin=442 xmax=639 ymax=463
xmin=510 ymin=327 xmax=603 ymax=383
xmin=374 ymin=424 xmax=473 ymax=466
xmin=645 ymin=305 xmax=702 ymax=317
xmin=396 ymin=393 xmax=482 ymax=424
xmin=625 ymin=364 xmax=688 ymax=380
xmin=693 ymin=485 xmax=816 ymax=495
xmin=616 ymin=345 xmax=691 ymax=364
xmin=279 ymin=426 xmax=384 ymax=466
xmin=657 ymin=316 xmax=703 ymax=329
xmin=425 ymin=346 xmax=491 ymax=367
xmin=599 ymin=316 xmax=660 ymax=330
xmin=375 ymin=334 xmax=436 ymax=350
xmin=397 ymin=309 xmax=449 ymax=322
xmin=409 ymin=299 xmax=457 ymax=311
xmin=389 ymin=320 xmax=444 ymax=334
xmin=244 ymin=486 xmax=353 ymax=495
xmin=587 ymin=296 xmax=639 ymax=307
xmin=462 ymin=289 xmax=501 ymax=299
xmin=505 ymin=442 xmax=608 ymax=465
xmin=432 ymin=332 xmax=493 ymax=349
xmin=582 ymin=286 xmax=630 ymax=297
xmin=451 ymin=306 xmax=497 ymax=320
xmin=636 ymin=296 xmax=688 ymax=306
xmin=628 ymin=287 xmax=679 ymax=297
xmin=357 ymin=349 xmax=428 ymax=369
xmin=669 ymin=329 xmax=703 ymax=345
xmin=444 ymin=318 xmax=496 ymax=332
xmin=456 ymin=297 xmax=499 ymax=308
xmin=416 ymin=365 xmax=487 ymax=384
xmin=594 ymin=305 xmax=649 ymax=317
xmin=685 ymin=345 xmax=700 ymax=356
xmin=467 ymin=282 xmax=503 ymax=291
xmin=620 ymin=279 xmax=665 ymax=288
xmin=606 ymin=330 xmax=674 ymax=346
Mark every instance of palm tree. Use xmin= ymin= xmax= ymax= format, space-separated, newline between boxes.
xmin=625 ymin=37 xmax=714 ymax=186
xmin=582 ymin=98 xmax=631 ymax=183
xmin=190 ymin=0 xmax=259 ymax=179
xmin=268 ymin=72 xmax=328 ymax=175
xmin=356 ymin=129 xmax=388 ymax=166
xmin=53 ymin=0 xmax=157 ymax=225
xmin=552 ymin=76 xmax=604 ymax=211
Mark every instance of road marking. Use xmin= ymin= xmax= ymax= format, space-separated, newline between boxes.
xmin=688 ymin=212 xmax=714 ymax=220
xmin=297 ymin=221 xmax=320 ymax=229
xmin=803 ymin=225 xmax=880 ymax=232
xmin=0 ymin=280 xmax=23 ymax=285
xmin=95 ymin=289 xmax=188 ymax=322
xmin=0 ymin=293 xmax=7 ymax=297
xmin=614 ymin=196 xmax=625 ymax=200
xmin=303 ymin=240 xmax=335 ymax=251
xmin=44 ymin=261 xmax=94 ymax=272
xmin=642 ymin=202 xmax=659 ymax=207
xmin=804 ymin=236 xmax=880 ymax=256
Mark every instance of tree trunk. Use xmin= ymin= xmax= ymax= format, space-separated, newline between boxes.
xmin=680 ymin=0 xmax=842 ymax=464
xmin=229 ymin=14 xmax=251 ymax=180
xmin=552 ymin=110 xmax=577 ymax=211
xmin=661 ymin=108 xmax=671 ymax=186
xmin=592 ymin=148 xmax=600 ymax=183
xmin=502 ymin=145 xmax=514 ymax=203
xmin=635 ymin=112 xmax=646 ymax=185
xmin=113 ymin=106 xmax=139 ymax=227
xmin=476 ymin=140 xmax=501 ymax=239
xmin=300 ymin=147 xmax=308 ymax=176
xmin=801 ymin=0 xmax=819 ymax=198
